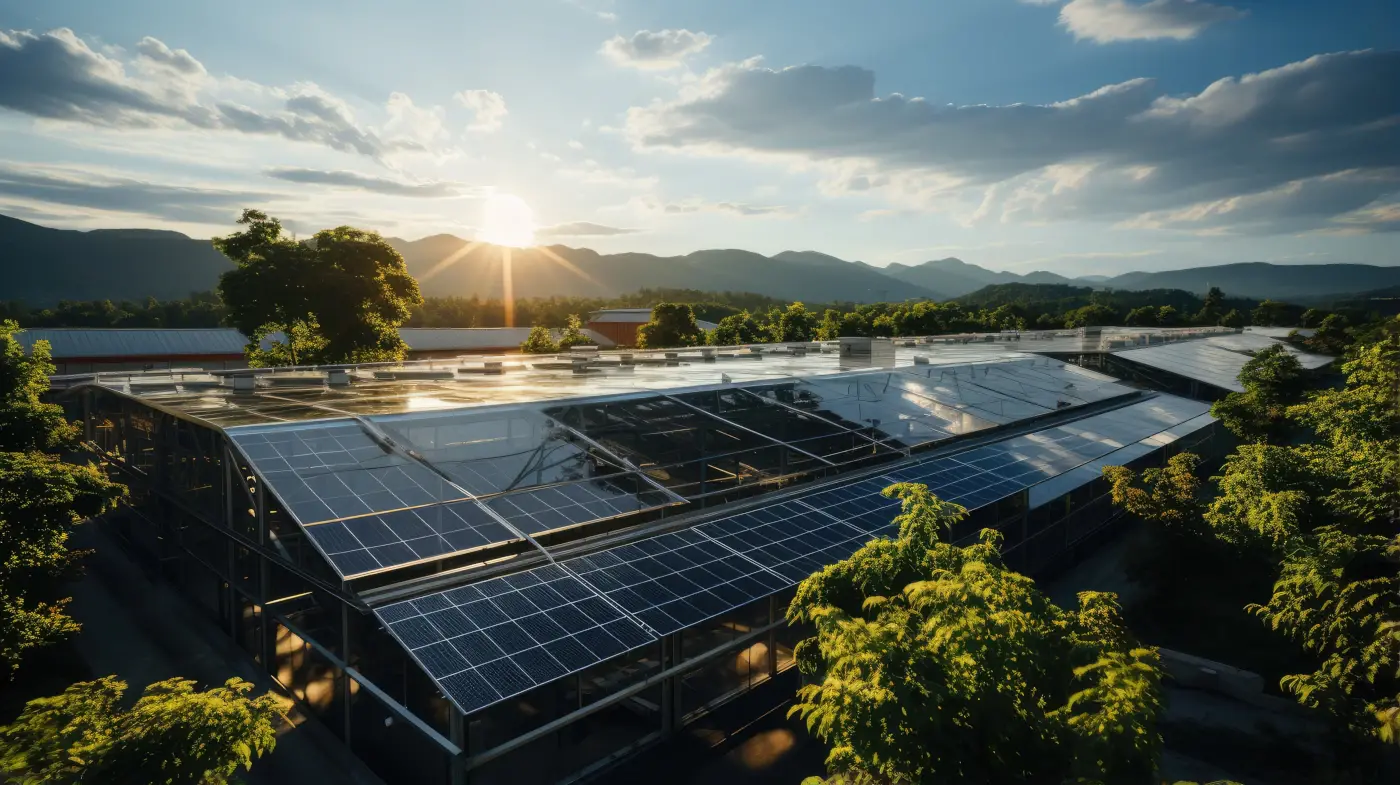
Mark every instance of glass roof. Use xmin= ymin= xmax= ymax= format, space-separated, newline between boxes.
xmin=376 ymin=389 xmax=1211 ymax=716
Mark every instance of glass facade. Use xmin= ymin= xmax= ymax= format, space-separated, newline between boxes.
xmin=55 ymin=346 xmax=1222 ymax=785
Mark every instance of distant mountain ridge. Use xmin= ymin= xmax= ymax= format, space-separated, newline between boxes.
xmin=3 ymin=213 xmax=1399 ymax=306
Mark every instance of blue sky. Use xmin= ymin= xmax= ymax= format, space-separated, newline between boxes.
xmin=0 ymin=0 xmax=1396 ymax=276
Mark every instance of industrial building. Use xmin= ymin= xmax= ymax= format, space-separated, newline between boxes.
xmin=43 ymin=330 xmax=1247 ymax=784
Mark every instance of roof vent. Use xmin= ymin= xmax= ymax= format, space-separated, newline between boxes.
xmin=326 ymin=369 xmax=351 ymax=385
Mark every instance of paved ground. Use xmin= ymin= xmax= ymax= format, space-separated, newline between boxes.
xmin=56 ymin=522 xmax=385 ymax=785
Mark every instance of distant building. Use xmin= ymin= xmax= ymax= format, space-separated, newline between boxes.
xmin=586 ymin=308 xmax=720 ymax=346
xmin=16 ymin=326 xmax=615 ymax=374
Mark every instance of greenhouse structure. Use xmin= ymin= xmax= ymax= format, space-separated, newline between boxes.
xmin=52 ymin=336 xmax=1226 ymax=784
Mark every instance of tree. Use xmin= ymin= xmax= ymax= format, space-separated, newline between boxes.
xmin=870 ymin=314 xmax=896 ymax=337
xmin=0 ymin=324 xmax=124 ymax=675
xmin=214 ymin=210 xmax=422 ymax=366
xmin=1220 ymin=309 xmax=1245 ymax=328
xmin=789 ymin=483 xmax=1165 ymax=785
xmin=711 ymin=312 xmax=768 ymax=345
xmin=1300 ymin=308 xmax=1327 ymax=329
xmin=556 ymin=314 xmax=593 ymax=350
xmin=839 ymin=311 xmax=871 ymax=338
xmin=1250 ymin=299 xmax=1292 ymax=327
xmin=1036 ymin=312 xmax=1061 ymax=330
xmin=1156 ymin=305 xmax=1180 ymax=327
xmin=1063 ymin=303 xmax=1119 ymax=328
xmin=0 ymin=676 xmax=284 ymax=784
xmin=519 ymin=326 xmax=558 ymax=354
xmin=1108 ymin=325 xmax=1400 ymax=753
xmin=1303 ymin=313 xmax=1350 ymax=355
xmin=773 ymin=302 xmax=819 ymax=342
xmin=1124 ymin=306 xmax=1160 ymax=327
xmin=1103 ymin=453 xmax=1205 ymax=538
xmin=636 ymin=303 xmax=702 ymax=349
xmin=1209 ymin=344 xmax=1307 ymax=443
xmin=1197 ymin=286 xmax=1225 ymax=325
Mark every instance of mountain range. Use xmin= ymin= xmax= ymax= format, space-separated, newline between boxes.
xmin=4 ymin=213 xmax=1400 ymax=306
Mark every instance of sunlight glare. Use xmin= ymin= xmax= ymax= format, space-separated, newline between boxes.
xmin=478 ymin=194 xmax=536 ymax=247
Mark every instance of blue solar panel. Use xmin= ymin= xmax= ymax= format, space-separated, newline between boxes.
xmin=378 ymin=563 xmax=658 ymax=715
xmin=563 ymin=528 xmax=788 ymax=635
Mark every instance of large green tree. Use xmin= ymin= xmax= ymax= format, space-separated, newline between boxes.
xmin=0 ymin=323 xmax=124 ymax=674
xmin=1106 ymin=322 xmax=1400 ymax=752
xmin=789 ymin=483 xmax=1165 ymax=785
xmin=0 ymin=676 xmax=283 ymax=784
xmin=711 ymin=312 xmax=769 ymax=345
xmin=1209 ymin=344 xmax=1307 ymax=443
xmin=214 ymin=210 xmax=422 ymax=366
xmin=1197 ymin=286 xmax=1225 ymax=326
xmin=636 ymin=303 xmax=702 ymax=349
xmin=773 ymin=302 xmax=819 ymax=342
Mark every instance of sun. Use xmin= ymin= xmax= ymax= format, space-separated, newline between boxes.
xmin=478 ymin=193 xmax=536 ymax=247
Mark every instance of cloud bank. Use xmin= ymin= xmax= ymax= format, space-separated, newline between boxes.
xmin=454 ymin=89 xmax=507 ymax=132
xmin=627 ymin=50 xmax=1400 ymax=234
xmin=536 ymin=221 xmax=637 ymax=238
xmin=264 ymin=168 xmax=473 ymax=198
xmin=0 ymin=28 xmax=437 ymax=160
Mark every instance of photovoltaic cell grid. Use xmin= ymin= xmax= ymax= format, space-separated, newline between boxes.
xmin=304 ymin=501 xmax=515 ymax=577
xmin=377 ymin=563 xmax=656 ymax=715
xmin=228 ymin=423 xmax=467 ymax=525
xmin=378 ymin=393 xmax=1211 ymax=716
xmin=561 ymin=527 xmax=789 ymax=636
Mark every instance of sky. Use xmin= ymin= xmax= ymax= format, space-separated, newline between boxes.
xmin=0 ymin=0 xmax=1396 ymax=276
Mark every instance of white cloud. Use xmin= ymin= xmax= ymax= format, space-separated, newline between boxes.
xmin=567 ymin=139 xmax=584 ymax=149
xmin=626 ymin=51 xmax=1400 ymax=234
xmin=264 ymin=167 xmax=480 ymax=198
xmin=536 ymin=221 xmax=638 ymax=238
xmin=0 ymin=28 xmax=441 ymax=160
xmin=1059 ymin=0 xmax=1244 ymax=43
xmin=454 ymin=89 xmax=507 ymax=132
xmin=601 ymin=29 xmax=713 ymax=70
xmin=0 ymin=161 xmax=275 ymax=225
xmin=632 ymin=195 xmax=796 ymax=218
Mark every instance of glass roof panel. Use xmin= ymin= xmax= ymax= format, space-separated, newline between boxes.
xmin=369 ymin=408 xmax=634 ymax=497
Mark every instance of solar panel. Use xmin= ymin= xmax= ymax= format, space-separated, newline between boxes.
xmin=485 ymin=479 xmax=678 ymax=536
xmin=376 ymin=563 xmax=658 ymax=715
xmin=1114 ymin=343 xmax=1250 ymax=392
xmin=698 ymin=500 xmax=894 ymax=582
xmin=563 ymin=528 xmax=788 ymax=635
xmin=228 ymin=422 xmax=468 ymax=525
xmin=305 ymin=500 xmax=515 ymax=577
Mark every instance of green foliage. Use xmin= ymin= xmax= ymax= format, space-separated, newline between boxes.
xmin=1220 ymin=309 xmax=1245 ymax=328
xmin=711 ymin=312 xmax=769 ymax=345
xmin=636 ymin=303 xmax=702 ymax=348
xmin=0 ymin=324 xmax=125 ymax=674
xmin=773 ymin=302 xmax=818 ymax=342
xmin=556 ymin=314 xmax=593 ymax=349
xmin=1302 ymin=313 xmax=1351 ymax=355
xmin=0 ymin=452 xmax=124 ymax=675
xmin=0 ymin=676 xmax=284 ymax=784
xmin=1197 ymin=286 xmax=1225 ymax=325
xmin=1124 ymin=306 xmax=1160 ymax=327
xmin=0 ymin=293 xmax=226 ymax=329
xmin=1209 ymin=344 xmax=1307 ymax=443
xmin=519 ymin=325 xmax=559 ymax=354
xmin=0 ymin=323 xmax=77 ymax=452
xmin=1110 ymin=322 xmax=1400 ymax=749
xmin=1103 ymin=453 xmax=1205 ymax=536
xmin=788 ymin=482 xmax=1165 ymax=784
xmin=214 ymin=210 xmax=422 ymax=366
xmin=1250 ymin=299 xmax=1295 ymax=327
xmin=1064 ymin=303 xmax=1120 ymax=328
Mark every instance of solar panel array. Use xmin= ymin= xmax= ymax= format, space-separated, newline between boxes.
xmin=380 ymin=395 xmax=1211 ymax=714
xmin=1113 ymin=342 xmax=1253 ymax=392
xmin=231 ymin=358 xmax=1140 ymax=581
